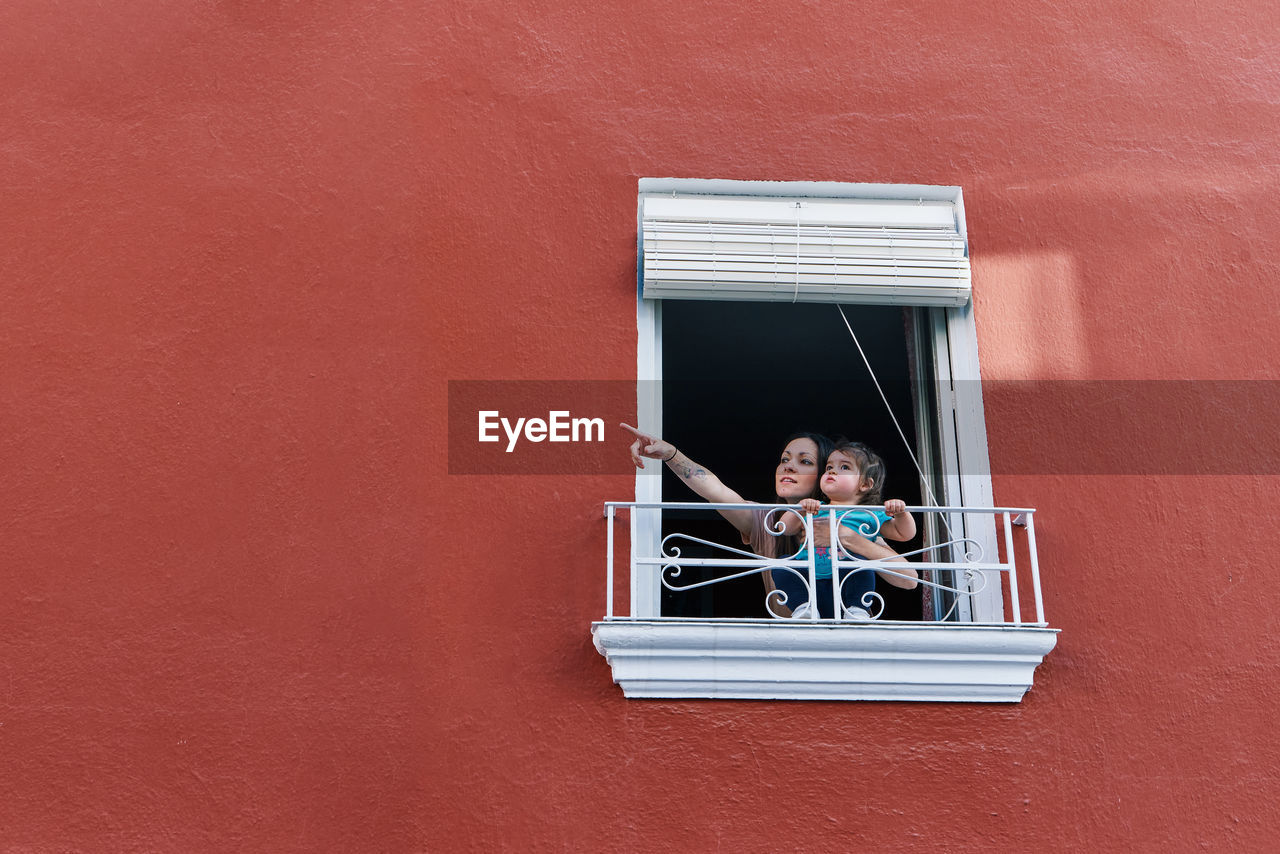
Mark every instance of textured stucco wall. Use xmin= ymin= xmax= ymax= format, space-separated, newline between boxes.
xmin=2 ymin=1 xmax=1278 ymax=851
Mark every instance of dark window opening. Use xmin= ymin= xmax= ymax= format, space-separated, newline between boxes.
xmin=659 ymin=300 xmax=928 ymax=621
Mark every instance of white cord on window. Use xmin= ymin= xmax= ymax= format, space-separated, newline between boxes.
xmin=835 ymin=303 xmax=954 ymax=541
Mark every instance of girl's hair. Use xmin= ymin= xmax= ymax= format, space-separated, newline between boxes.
xmin=829 ymin=439 xmax=886 ymax=505
xmin=777 ymin=431 xmax=834 ymax=502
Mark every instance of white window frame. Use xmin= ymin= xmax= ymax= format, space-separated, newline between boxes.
xmin=592 ymin=178 xmax=1057 ymax=703
xmin=633 ymin=178 xmax=1000 ymax=622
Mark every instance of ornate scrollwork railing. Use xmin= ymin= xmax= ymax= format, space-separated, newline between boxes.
xmin=603 ymin=502 xmax=1046 ymax=626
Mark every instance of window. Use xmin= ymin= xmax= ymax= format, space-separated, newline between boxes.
xmin=657 ymin=299 xmax=927 ymax=621
xmin=592 ymin=179 xmax=1057 ymax=702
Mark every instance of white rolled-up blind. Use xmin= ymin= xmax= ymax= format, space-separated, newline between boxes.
xmin=641 ymin=194 xmax=970 ymax=306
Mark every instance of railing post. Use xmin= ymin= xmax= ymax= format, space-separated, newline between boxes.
xmin=605 ymin=504 xmax=615 ymax=619
xmin=1002 ymin=511 xmax=1021 ymax=626
xmin=806 ymin=512 xmax=819 ymax=621
xmin=629 ymin=506 xmax=639 ymax=620
xmin=829 ymin=508 xmax=841 ymax=620
xmin=1026 ymin=511 xmax=1045 ymax=625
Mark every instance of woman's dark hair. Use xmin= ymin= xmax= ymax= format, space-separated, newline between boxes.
xmin=762 ymin=431 xmax=835 ymax=560
xmin=829 ymin=438 xmax=886 ymax=505
xmin=777 ymin=431 xmax=835 ymax=502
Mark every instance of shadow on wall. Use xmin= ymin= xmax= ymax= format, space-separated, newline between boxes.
xmin=976 ymin=250 xmax=1083 ymax=380
xmin=971 ymin=167 xmax=1280 ymax=381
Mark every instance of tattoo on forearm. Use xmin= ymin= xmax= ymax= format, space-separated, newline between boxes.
xmin=670 ymin=457 xmax=707 ymax=481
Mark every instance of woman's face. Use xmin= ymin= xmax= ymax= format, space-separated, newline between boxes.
xmin=775 ymin=437 xmax=821 ymax=499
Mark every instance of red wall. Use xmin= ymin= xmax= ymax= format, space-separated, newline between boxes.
xmin=3 ymin=1 xmax=1278 ymax=850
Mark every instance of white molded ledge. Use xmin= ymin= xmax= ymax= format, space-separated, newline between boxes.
xmin=591 ymin=621 xmax=1058 ymax=702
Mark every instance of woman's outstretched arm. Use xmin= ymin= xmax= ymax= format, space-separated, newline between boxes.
xmin=621 ymin=423 xmax=756 ymax=534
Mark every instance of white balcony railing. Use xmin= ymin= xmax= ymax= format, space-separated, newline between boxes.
xmin=602 ymin=501 xmax=1047 ymax=626
xmin=594 ymin=502 xmax=1057 ymax=701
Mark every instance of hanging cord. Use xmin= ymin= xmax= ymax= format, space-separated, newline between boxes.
xmin=835 ymin=304 xmax=954 ymax=541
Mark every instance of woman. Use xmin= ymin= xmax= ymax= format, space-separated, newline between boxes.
xmin=621 ymin=424 xmax=917 ymax=618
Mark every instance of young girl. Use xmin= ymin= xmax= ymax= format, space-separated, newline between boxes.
xmin=778 ymin=440 xmax=918 ymax=620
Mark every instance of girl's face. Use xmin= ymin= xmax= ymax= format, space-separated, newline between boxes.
xmin=775 ymin=438 xmax=820 ymax=499
xmin=821 ymin=449 xmax=872 ymax=503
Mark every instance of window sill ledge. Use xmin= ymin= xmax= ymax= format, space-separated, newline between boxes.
xmin=591 ymin=620 xmax=1059 ymax=703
